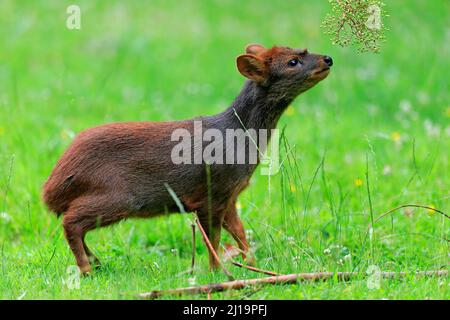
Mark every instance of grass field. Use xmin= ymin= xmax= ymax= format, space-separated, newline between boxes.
xmin=0 ymin=0 xmax=448 ymax=299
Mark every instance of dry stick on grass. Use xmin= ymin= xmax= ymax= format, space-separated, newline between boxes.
xmin=139 ymin=270 xmax=448 ymax=299
xmin=194 ymin=217 xmax=235 ymax=281
xmin=230 ymin=261 xmax=279 ymax=276
xmin=219 ymin=240 xmax=279 ymax=276
xmin=149 ymin=202 xmax=448 ymax=298
xmin=190 ymin=222 xmax=196 ymax=274
xmin=219 ymin=244 xmax=279 ymax=276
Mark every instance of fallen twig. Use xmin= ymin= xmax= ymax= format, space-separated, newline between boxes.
xmin=139 ymin=270 xmax=448 ymax=299
xmin=190 ymin=222 xmax=196 ymax=275
xmin=220 ymin=243 xmax=279 ymax=276
xmin=231 ymin=261 xmax=279 ymax=276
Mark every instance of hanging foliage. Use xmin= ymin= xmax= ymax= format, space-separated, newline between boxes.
xmin=322 ymin=0 xmax=387 ymax=53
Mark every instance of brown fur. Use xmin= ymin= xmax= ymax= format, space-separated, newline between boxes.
xmin=43 ymin=44 xmax=332 ymax=274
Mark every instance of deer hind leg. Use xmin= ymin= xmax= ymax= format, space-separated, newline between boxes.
xmin=63 ymin=213 xmax=92 ymax=274
xmin=62 ymin=193 xmax=128 ymax=274
xmin=222 ymin=206 xmax=254 ymax=265
xmin=82 ymin=235 xmax=101 ymax=269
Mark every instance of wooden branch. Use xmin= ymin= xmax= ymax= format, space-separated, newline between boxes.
xmin=190 ymin=222 xmax=196 ymax=274
xmin=220 ymin=242 xmax=279 ymax=276
xmin=138 ymin=270 xmax=448 ymax=299
xmin=231 ymin=261 xmax=279 ymax=276
xmin=194 ymin=217 xmax=235 ymax=281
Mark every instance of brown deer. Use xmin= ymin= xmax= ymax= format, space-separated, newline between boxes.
xmin=43 ymin=44 xmax=333 ymax=274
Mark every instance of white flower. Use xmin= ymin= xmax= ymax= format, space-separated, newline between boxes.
xmin=424 ymin=119 xmax=441 ymax=137
xmin=344 ymin=153 xmax=353 ymax=164
xmin=382 ymin=165 xmax=392 ymax=176
xmin=399 ymin=100 xmax=411 ymax=113
xmin=188 ymin=277 xmax=197 ymax=286
xmin=287 ymin=236 xmax=295 ymax=244
xmin=0 ymin=212 xmax=11 ymax=222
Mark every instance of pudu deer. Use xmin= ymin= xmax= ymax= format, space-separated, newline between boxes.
xmin=43 ymin=44 xmax=333 ymax=274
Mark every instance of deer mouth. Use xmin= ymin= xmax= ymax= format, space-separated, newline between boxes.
xmin=314 ymin=67 xmax=330 ymax=75
xmin=311 ymin=67 xmax=330 ymax=80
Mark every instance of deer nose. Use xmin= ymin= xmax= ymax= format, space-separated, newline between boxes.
xmin=323 ymin=56 xmax=333 ymax=67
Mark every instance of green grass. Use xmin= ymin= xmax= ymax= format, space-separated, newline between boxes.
xmin=0 ymin=0 xmax=448 ymax=299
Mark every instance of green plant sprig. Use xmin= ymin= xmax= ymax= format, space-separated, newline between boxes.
xmin=322 ymin=0 xmax=387 ymax=53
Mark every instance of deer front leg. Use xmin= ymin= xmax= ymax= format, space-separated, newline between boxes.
xmin=197 ymin=209 xmax=225 ymax=270
xmin=222 ymin=205 xmax=254 ymax=265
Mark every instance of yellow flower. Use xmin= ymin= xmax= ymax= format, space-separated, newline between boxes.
xmin=354 ymin=178 xmax=363 ymax=187
xmin=445 ymin=107 xmax=450 ymax=118
xmin=60 ymin=129 xmax=75 ymax=141
xmin=426 ymin=204 xmax=435 ymax=216
xmin=286 ymin=105 xmax=295 ymax=116
xmin=391 ymin=131 xmax=401 ymax=143
xmin=236 ymin=202 xmax=242 ymax=210
xmin=289 ymin=183 xmax=296 ymax=193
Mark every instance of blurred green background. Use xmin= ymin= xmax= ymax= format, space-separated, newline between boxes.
xmin=0 ymin=0 xmax=448 ymax=299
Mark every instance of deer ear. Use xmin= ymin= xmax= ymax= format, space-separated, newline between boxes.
xmin=245 ymin=43 xmax=265 ymax=55
xmin=236 ymin=54 xmax=267 ymax=82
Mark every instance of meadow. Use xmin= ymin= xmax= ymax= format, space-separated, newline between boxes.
xmin=0 ymin=0 xmax=448 ymax=299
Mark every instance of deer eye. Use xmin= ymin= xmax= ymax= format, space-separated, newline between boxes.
xmin=288 ymin=59 xmax=299 ymax=67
